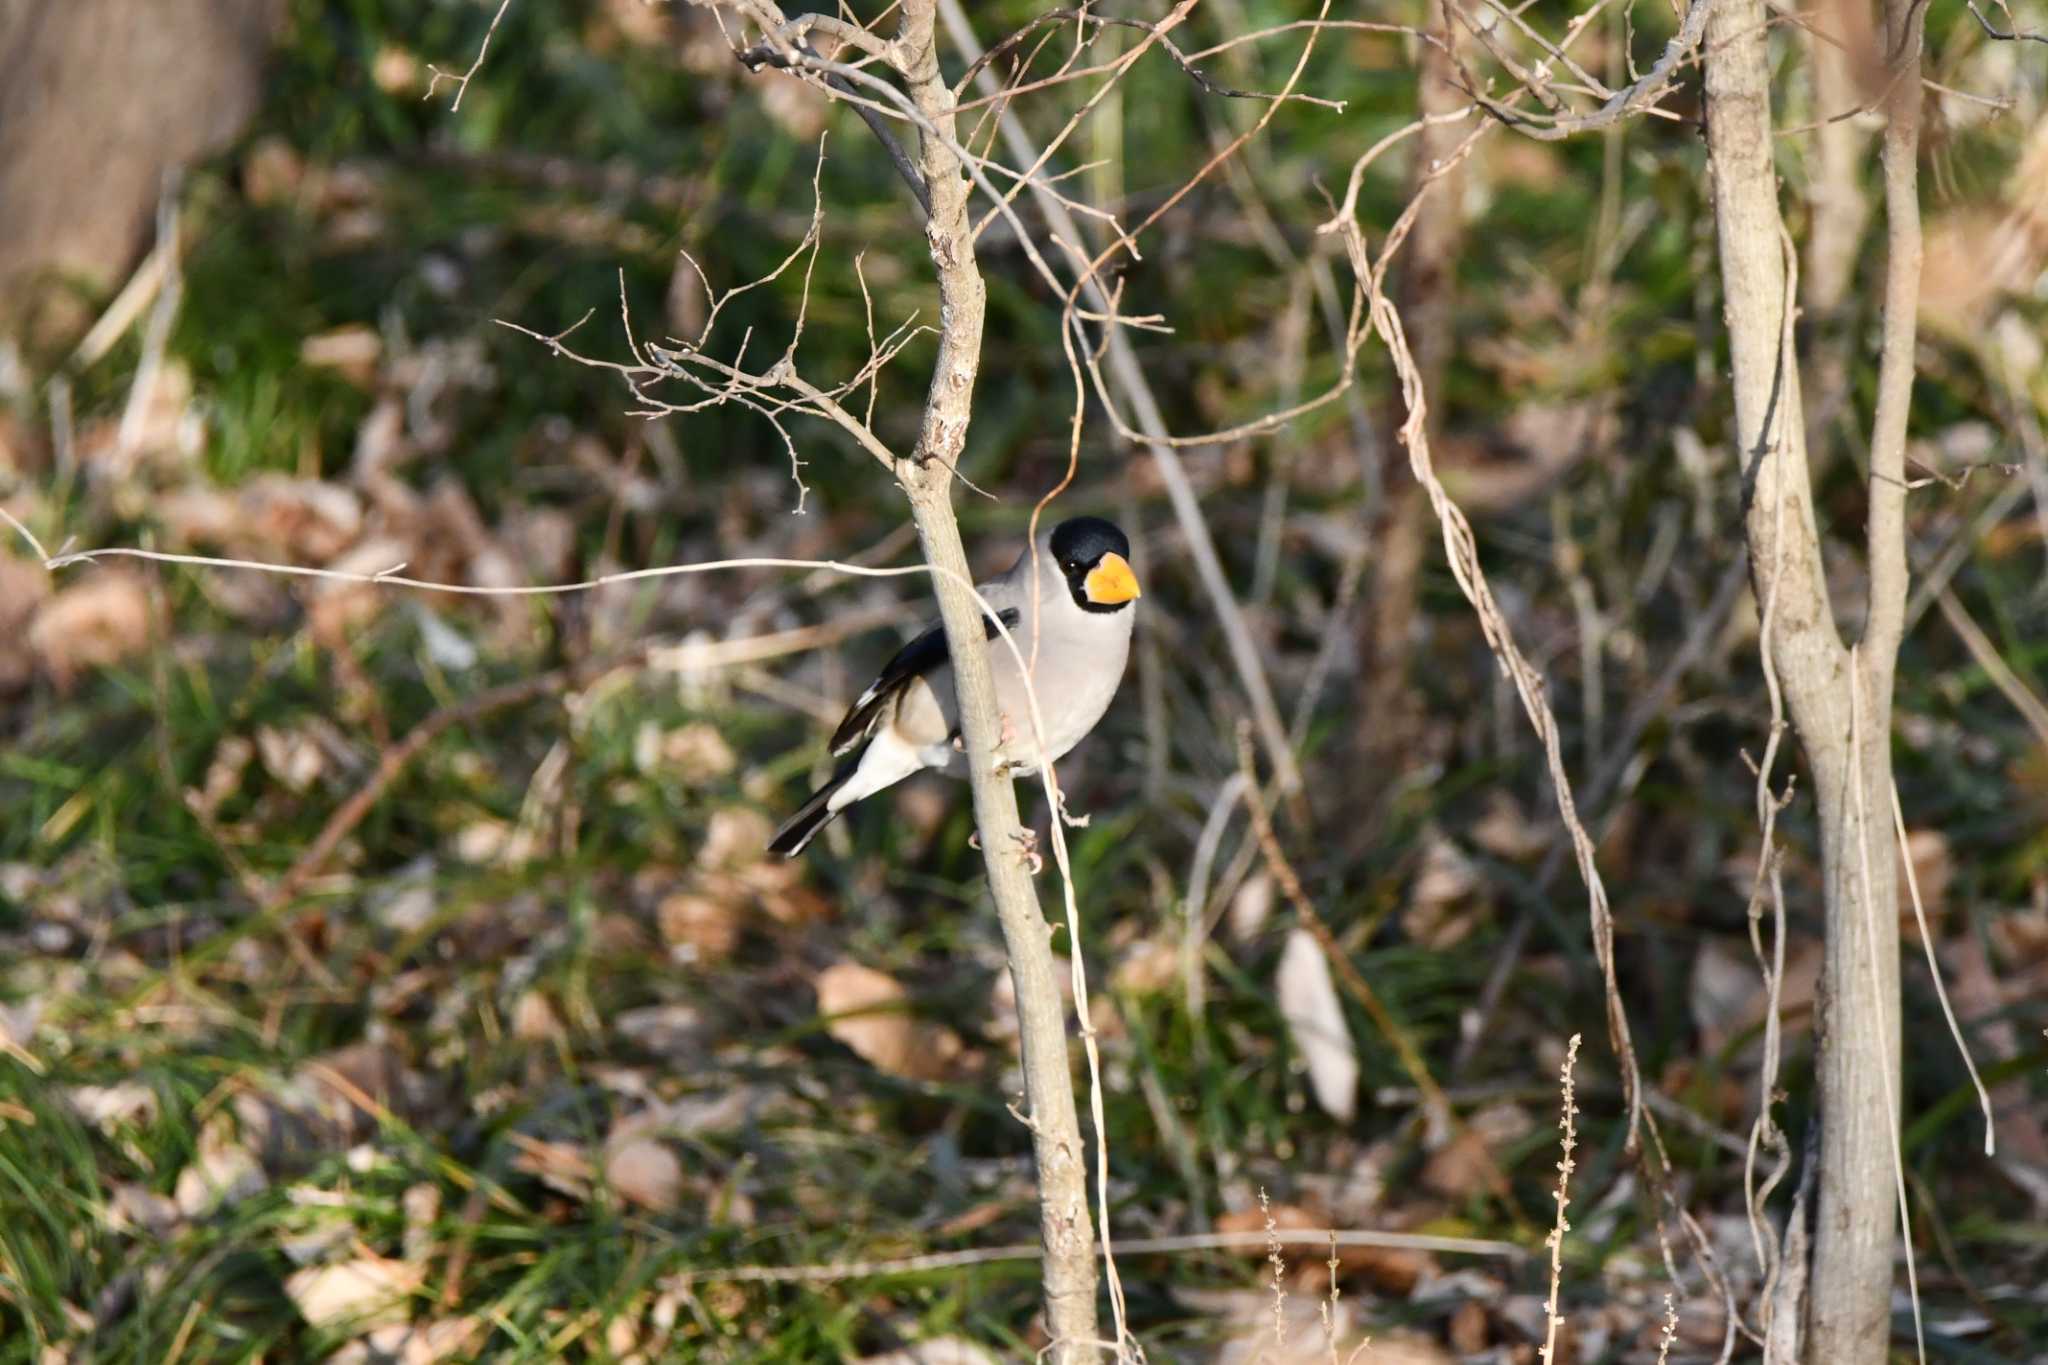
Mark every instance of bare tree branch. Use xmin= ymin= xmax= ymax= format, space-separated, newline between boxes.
xmin=424 ymin=0 xmax=514 ymax=109
xmin=1862 ymin=0 xmax=1924 ymax=667
xmin=1462 ymin=0 xmax=1721 ymax=141
xmin=889 ymin=2 xmax=1106 ymax=1356
xmin=659 ymin=1226 xmax=1524 ymax=1287
xmin=735 ymin=16 xmax=933 ymax=214
xmin=1964 ymin=0 xmax=2048 ymax=43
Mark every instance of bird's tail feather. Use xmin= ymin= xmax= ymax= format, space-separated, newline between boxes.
xmin=769 ymin=750 xmax=863 ymax=857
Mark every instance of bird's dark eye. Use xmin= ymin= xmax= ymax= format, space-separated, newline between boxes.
xmin=1060 ymin=559 xmax=1078 ymax=573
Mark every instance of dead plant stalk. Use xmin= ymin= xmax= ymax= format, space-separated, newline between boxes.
xmin=1541 ymin=1033 xmax=1582 ymax=1363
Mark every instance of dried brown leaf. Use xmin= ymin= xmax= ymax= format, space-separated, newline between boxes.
xmin=330 ymin=1317 xmax=484 ymax=1365
xmin=174 ymin=1115 xmax=267 ymax=1217
xmin=1689 ymin=933 xmax=1823 ymax=1058
xmin=511 ymin=991 xmax=564 ymax=1043
xmin=66 ymin=1082 xmax=157 ymax=1134
xmin=105 ymin=1182 xmax=182 ymax=1236
xmin=615 ymin=1003 xmax=707 ymax=1055
xmin=243 ymin=136 xmax=306 ymax=206
xmin=659 ymin=722 xmax=738 ymax=783
xmin=1471 ymin=792 xmax=1544 ymax=861
xmin=241 ymin=476 xmax=363 ymax=563
xmin=1420 ymin=1103 xmax=1533 ymax=1203
xmin=508 ymin=1135 xmax=594 ymax=1201
xmin=28 ymin=569 xmax=151 ymax=687
xmin=605 ymin=1138 xmax=684 ymax=1212
xmin=733 ymin=861 xmax=832 ymax=926
xmin=0 ymin=555 xmax=49 ymax=694
xmin=306 ymin=534 xmax=411 ymax=638
xmin=1111 ymin=937 xmax=1179 ymax=996
xmin=1898 ymin=827 xmax=1951 ymax=942
xmin=1990 ymin=904 xmax=2048 ymax=968
xmin=657 ymin=891 xmax=741 ymax=963
xmin=697 ymin=807 xmax=772 ymax=871
xmin=816 ymin=961 xmax=917 ymax=1073
xmin=255 ymin=725 xmax=327 ymax=794
xmin=0 ymin=412 xmax=45 ymax=477
xmin=283 ymin=1254 xmax=424 ymax=1331
xmin=1213 ymin=1202 xmax=1435 ymax=1297
xmin=190 ymin=735 xmax=254 ymax=818
xmin=401 ymin=1183 xmax=440 ymax=1264
xmin=77 ymin=360 xmax=199 ymax=475
xmin=815 ymin=961 xmax=961 ymax=1081
xmin=1401 ymin=831 xmax=1489 ymax=950
xmin=501 ymin=506 xmax=577 ymax=583
xmin=301 ymin=325 xmax=383 ymax=388
xmin=1449 ymin=1299 xmax=1490 ymax=1353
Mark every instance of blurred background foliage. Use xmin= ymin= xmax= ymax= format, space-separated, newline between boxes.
xmin=2 ymin=0 xmax=2047 ymax=1359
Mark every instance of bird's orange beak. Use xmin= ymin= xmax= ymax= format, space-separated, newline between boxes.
xmin=1084 ymin=551 xmax=1141 ymax=605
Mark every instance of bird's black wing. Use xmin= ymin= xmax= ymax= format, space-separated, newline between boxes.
xmin=828 ymin=607 xmax=1020 ymax=756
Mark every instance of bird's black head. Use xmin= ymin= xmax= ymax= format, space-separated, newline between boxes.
xmin=1049 ymin=516 xmax=1141 ymax=614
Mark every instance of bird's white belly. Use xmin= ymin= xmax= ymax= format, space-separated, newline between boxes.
xmin=919 ymin=641 xmax=1127 ymax=776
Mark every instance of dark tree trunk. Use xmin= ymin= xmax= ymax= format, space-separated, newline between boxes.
xmin=0 ymin=0 xmax=282 ymax=338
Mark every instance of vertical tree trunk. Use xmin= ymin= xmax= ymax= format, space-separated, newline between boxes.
xmin=1354 ymin=1 xmax=1466 ymax=818
xmin=1702 ymin=0 xmax=1920 ymax=1356
xmin=1803 ymin=689 xmax=1903 ymax=1361
xmin=1800 ymin=0 xmax=1878 ymax=473
xmin=0 ymin=0 xmax=282 ymax=336
xmin=1802 ymin=0 xmax=1876 ymax=317
xmin=894 ymin=3 xmax=1102 ymax=1356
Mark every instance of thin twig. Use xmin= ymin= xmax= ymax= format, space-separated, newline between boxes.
xmin=1464 ymin=0 xmax=1721 ymax=141
xmin=737 ymin=31 xmax=932 ymax=214
xmin=659 ymin=1225 xmax=1525 ymax=1286
xmin=1891 ymin=781 xmax=1996 ymax=1157
xmin=1933 ymin=587 xmax=2048 ymax=754
xmin=424 ymin=0 xmax=515 ymax=109
xmin=1964 ymin=0 xmax=2048 ymax=43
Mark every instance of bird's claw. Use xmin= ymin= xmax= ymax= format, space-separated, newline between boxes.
xmin=955 ymin=714 xmax=1023 ymax=771
xmin=1012 ymin=828 xmax=1043 ymax=875
xmin=989 ymin=711 xmax=1021 ymax=775
xmin=968 ymin=826 xmax=1043 ymax=875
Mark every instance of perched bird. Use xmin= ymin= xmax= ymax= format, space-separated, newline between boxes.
xmin=769 ymin=516 xmax=1141 ymax=857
